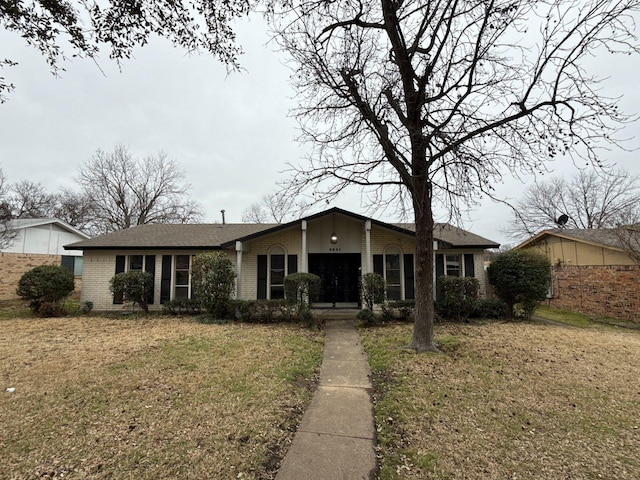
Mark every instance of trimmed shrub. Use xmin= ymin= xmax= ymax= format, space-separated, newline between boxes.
xmin=284 ymin=272 xmax=321 ymax=306
xmin=487 ymin=249 xmax=551 ymax=319
xmin=192 ymin=252 xmax=236 ymax=319
xmin=381 ymin=303 xmax=394 ymax=322
xmin=228 ymin=299 xmax=321 ymax=327
xmin=37 ymin=302 xmax=67 ymax=317
xmin=110 ymin=271 xmax=154 ymax=312
xmin=162 ymin=299 xmax=203 ymax=315
xmin=360 ymin=273 xmax=385 ymax=310
xmin=356 ymin=308 xmax=377 ymax=326
xmin=391 ymin=300 xmax=414 ymax=322
xmin=436 ymin=276 xmax=479 ymax=322
xmin=471 ymin=298 xmax=508 ymax=319
xmin=80 ymin=301 xmax=94 ymax=314
xmin=17 ymin=265 xmax=75 ymax=314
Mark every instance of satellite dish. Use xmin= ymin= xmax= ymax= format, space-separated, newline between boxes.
xmin=556 ymin=214 xmax=569 ymax=227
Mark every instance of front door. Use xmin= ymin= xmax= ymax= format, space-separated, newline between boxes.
xmin=308 ymin=253 xmax=361 ymax=306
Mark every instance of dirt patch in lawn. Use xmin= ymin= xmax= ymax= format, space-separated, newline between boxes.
xmin=0 ymin=316 xmax=323 ymax=479
xmin=362 ymin=321 xmax=640 ymax=479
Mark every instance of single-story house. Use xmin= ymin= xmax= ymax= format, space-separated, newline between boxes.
xmin=514 ymin=228 xmax=640 ymax=322
xmin=0 ymin=218 xmax=90 ymax=300
xmin=64 ymin=207 xmax=499 ymax=311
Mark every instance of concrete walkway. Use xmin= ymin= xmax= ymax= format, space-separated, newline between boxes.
xmin=276 ymin=319 xmax=378 ymax=480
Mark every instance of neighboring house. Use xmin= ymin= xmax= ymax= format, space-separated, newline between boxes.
xmin=514 ymin=228 xmax=639 ymax=322
xmin=0 ymin=218 xmax=91 ymax=300
xmin=64 ymin=207 xmax=499 ymax=312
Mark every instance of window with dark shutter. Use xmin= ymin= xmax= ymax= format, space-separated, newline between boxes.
xmin=61 ymin=256 xmax=74 ymax=273
xmin=435 ymin=254 xmax=445 ymax=301
xmin=145 ymin=255 xmax=156 ymax=305
xmin=113 ymin=255 xmax=126 ymax=304
xmin=373 ymin=255 xmax=384 ymax=276
xmin=257 ymin=255 xmax=267 ymax=300
xmin=464 ymin=254 xmax=475 ymax=278
xmin=404 ymin=254 xmax=414 ymax=300
xmin=435 ymin=254 xmax=444 ymax=279
xmin=287 ymin=255 xmax=298 ymax=275
xmin=160 ymin=255 xmax=172 ymax=304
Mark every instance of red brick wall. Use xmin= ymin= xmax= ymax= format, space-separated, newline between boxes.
xmin=0 ymin=253 xmax=78 ymax=300
xmin=549 ymin=264 xmax=640 ymax=323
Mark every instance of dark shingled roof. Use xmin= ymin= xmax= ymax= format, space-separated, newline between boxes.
xmin=65 ymin=223 xmax=277 ymax=250
xmin=394 ymin=223 xmax=499 ymax=248
xmin=65 ymin=208 xmax=499 ymax=251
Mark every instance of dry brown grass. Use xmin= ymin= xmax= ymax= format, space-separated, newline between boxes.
xmin=362 ymin=321 xmax=640 ymax=479
xmin=0 ymin=316 xmax=323 ymax=479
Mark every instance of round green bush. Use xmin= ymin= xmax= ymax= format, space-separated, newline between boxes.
xmin=487 ymin=249 xmax=551 ymax=319
xmin=110 ymin=271 xmax=154 ymax=312
xmin=192 ymin=252 xmax=236 ymax=318
xmin=360 ymin=273 xmax=385 ymax=310
xmin=17 ymin=265 xmax=75 ymax=314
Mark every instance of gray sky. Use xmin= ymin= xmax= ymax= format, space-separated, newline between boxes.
xmin=1 ymin=16 xmax=639 ymax=246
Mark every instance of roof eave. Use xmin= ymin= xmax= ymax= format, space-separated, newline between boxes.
xmin=222 ymin=206 xmax=418 ymax=248
xmin=514 ymin=229 xmax=624 ymax=253
xmin=64 ymin=245 xmax=223 ymax=251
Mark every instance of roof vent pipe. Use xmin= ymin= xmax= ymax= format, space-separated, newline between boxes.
xmin=221 ymin=209 xmax=226 ymax=225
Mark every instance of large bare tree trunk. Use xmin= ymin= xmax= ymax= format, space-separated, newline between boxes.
xmin=410 ymin=181 xmax=438 ymax=352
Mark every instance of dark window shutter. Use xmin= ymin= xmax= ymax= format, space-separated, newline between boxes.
xmin=373 ymin=255 xmax=384 ymax=276
xmin=403 ymin=254 xmax=414 ymax=300
xmin=435 ymin=254 xmax=444 ymax=279
xmin=435 ymin=254 xmax=445 ymax=301
xmin=190 ymin=255 xmax=197 ymax=300
xmin=464 ymin=254 xmax=475 ymax=278
xmin=61 ymin=256 xmax=74 ymax=273
xmin=287 ymin=255 xmax=298 ymax=275
xmin=257 ymin=255 xmax=268 ymax=300
xmin=145 ymin=255 xmax=156 ymax=305
xmin=160 ymin=255 xmax=172 ymax=304
xmin=113 ymin=255 xmax=126 ymax=304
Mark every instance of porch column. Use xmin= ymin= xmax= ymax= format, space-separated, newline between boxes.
xmin=365 ymin=220 xmax=372 ymax=273
xmin=236 ymin=241 xmax=243 ymax=299
xmin=301 ymin=220 xmax=308 ymax=272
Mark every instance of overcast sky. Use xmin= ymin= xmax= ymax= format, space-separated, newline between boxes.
xmin=1 ymin=15 xmax=639 ymax=246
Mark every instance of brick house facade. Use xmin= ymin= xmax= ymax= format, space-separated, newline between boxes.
xmin=0 ymin=219 xmax=90 ymax=300
xmin=549 ymin=264 xmax=640 ymax=322
xmin=65 ymin=208 xmax=499 ymax=312
xmin=0 ymin=253 xmax=61 ymax=300
xmin=516 ymin=228 xmax=639 ymax=323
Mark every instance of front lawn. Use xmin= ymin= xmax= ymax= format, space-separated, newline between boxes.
xmin=0 ymin=316 xmax=323 ymax=479
xmin=362 ymin=321 xmax=640 ymax=479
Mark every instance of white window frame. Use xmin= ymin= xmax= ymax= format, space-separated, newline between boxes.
xmin=173 ymin=254 xmax=192 ymax=300
xmin=384 ymin=246 xmax=403 ymax=301
xmin=268 ymin=246 xmax=287 ymax=300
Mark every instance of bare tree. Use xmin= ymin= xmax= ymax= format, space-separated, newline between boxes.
xmin=506 ymin=169 xmax=640 ymax=239
xmin=8 ymin=180 xmax=57 ymax=218
xmin=0 ymin=0 xmax=250 ymax=100
xmin=242 ymin=202 xmax=270 ymax=223
xmin=0 ymin=168 xmax=16 ymax=248
xmin=272 ymin=0 xmax=640 ymax=351
xmin=77 ymin=145 xmax=202 ymax=234
xmin=615 ymin=223 xmax=640 ymax=265
xmin=241 ymin=192 xmax=310 ymax=223
xmin=52 ymin=189 xmax=96 ymax=235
